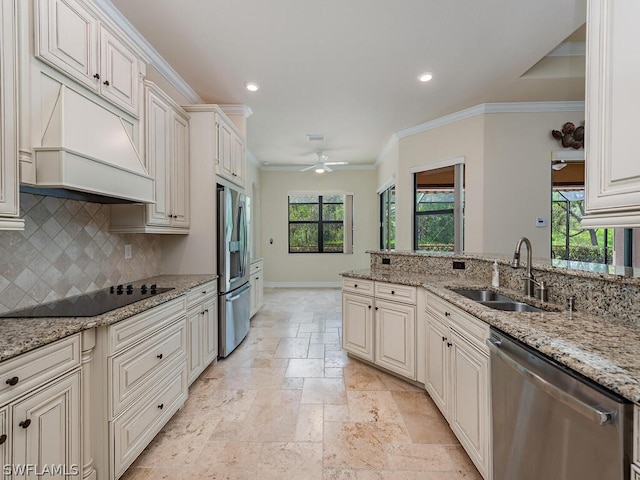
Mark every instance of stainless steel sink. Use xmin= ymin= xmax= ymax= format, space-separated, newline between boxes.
xmin=451 ymin=289 xmax=515 ymax=303
xmin=450 ymin=288 xmax=547 ymax=313
xmin=478 ymin=301 xmax=544 ymax=313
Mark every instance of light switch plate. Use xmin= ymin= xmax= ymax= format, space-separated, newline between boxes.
xmin=535 ymin=216 xmax=547 ymax=227
xmin=124 ymin=244 xmax=132 ymax=259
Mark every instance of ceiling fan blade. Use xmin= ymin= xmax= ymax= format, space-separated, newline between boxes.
xmin=325 ymin=161 xmax=348 ymax=166
xmin=324 ymin=165 xmax=333 ymax=172
xmin=300 ymin=165 xmax=316 ymax=172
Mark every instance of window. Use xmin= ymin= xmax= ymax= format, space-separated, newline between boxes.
xmin=379 ymin=185 xmax=395 ymax=250
xmin=288 ymin=194 xmax=353 ymax=253
xmin=414 ymin=164 xmax=464 ymax=252
xmin=551 ymin=160 xmax=613 ymax=264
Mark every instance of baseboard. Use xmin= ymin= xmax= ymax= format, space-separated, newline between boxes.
xmin=264 ymin=282 xmax=341 ymax=289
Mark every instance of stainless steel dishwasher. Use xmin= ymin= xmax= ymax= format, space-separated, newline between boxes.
xmin=487 ymin=328 xmax=632 ymax=480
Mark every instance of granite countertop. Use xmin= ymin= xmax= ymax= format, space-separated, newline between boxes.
xmin=0 ymin=274 xmax=216 ymax=363
xmin=341 ymin=268 xmax=640 ymax=404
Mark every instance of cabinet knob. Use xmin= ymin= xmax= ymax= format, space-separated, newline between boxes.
xmin=391 ymin=290 xmax=395 ymax=295
xmin=157 ymin=353 xmax=163 ymax=360
xmin=447 ymin=342 xmax=452 ymax=348
xmin=368 ymin=305 xmax=372 ymax=309
xmin=19 ymin=419 xmax=31 ymax=429
xmin=6 ymin=376 xmax=18 ymax=386
xmin=93 ymin=73 xmax=100 ymax=80
xmin=0 ymin=434 xmax=7 ymax=445
xmin=375 ymin=307 xmax=379 ymax=311
xmin=444 ymin=311 xmax=451 ymax=317
xmin=103 ymin=80 xmax=110 ymax=86
xmin=354 ymin=284 xmax=358 ymax=288
xmin=158 ymin=403 xmax=164 ymax=410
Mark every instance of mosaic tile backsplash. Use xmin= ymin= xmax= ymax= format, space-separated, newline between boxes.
xmin=0 ymin=193 xmax=161 ymax=313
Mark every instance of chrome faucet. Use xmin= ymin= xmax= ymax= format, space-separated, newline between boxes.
xmin=511 ymin=237 xmax=536 ymax=297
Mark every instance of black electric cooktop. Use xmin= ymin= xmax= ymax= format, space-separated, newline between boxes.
xmin=0 ymin=284 xmax=174 ymax=318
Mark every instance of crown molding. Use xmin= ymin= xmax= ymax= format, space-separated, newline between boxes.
xmin=375 ymin=134 xmax=399 ymax=166
xmin=396 ymin=101 xmax=585 ymax=139
xmin=261 ymin=165 xmax=376 ymax=172
xmin=219 ymin=104 xmax=253 ymax=118
xmin=247 ymin=150 xmax=260 ymax=167
xmin=92 ymin=0 xmax=203 ymax=104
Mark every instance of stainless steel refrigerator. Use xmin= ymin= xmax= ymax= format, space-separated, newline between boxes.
xmin=217 ymin=184 xmax=251 ymax=357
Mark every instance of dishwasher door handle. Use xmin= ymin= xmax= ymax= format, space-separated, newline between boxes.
xmin=486 ymin=337 xmax=616 ymax=426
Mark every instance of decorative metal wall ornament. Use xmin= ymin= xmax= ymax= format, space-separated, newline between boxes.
xmin=551 ymin=122 xmax=584 ymax=149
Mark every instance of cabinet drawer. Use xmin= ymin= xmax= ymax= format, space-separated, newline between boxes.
xmin=186 ymin=280 xmax=217 ymax=308
xmin=250 ymin=260 xmax=263 ymax=276
xmin=111 ymin=362 xmax=187 ymax=478
xmin=342 ymin=277 xmax=374 ymax=295
xmin=374 ymin=282 xmax=416 ymax=305
xmin=109 ymin=319 xmax=186 ymax=416
xmin=0 ymin=334 xmax=81 ymax=406
xmin=109 ymin=297 xmax=185 ymax=353
xmin=426 ymin=293 xmax=489 ymax=351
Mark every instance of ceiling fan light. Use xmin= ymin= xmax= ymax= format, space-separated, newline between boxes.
xmin=245 ymin=82 xmax=260 ymax=92
xmin=315 ymin=167 xmax=325 ymax=174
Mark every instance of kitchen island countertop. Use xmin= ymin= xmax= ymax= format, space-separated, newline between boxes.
xmin=0 ymin=274 xmax=216 ymax=363
xmin=341 ymin=268 xmax=640 ymax=404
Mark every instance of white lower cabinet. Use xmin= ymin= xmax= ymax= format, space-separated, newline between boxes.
xmin=250 ymin=259 xmax=264 ymax=318
xmin=186 ymin=280 xmax=218 ymax=385
xmin=342 ymin=278 xmax=416 ymax=380
xmin=0 ymin=334 xmax=82 ymax=479
xmin=425 ymin=292 xmax=491 ymax=480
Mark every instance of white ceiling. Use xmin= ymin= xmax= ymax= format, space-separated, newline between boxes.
xmin=107 ymin=0 xmax=586 ymax=168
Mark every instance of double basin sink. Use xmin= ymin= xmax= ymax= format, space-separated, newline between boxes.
xmin=451 ymin=288 xmax=545 ymax=313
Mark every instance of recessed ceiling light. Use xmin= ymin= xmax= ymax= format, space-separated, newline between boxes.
xmin=245 ymin=82 xmax=260 ymax=92
xmin=418 ymin=72 xmax=433 ymax=83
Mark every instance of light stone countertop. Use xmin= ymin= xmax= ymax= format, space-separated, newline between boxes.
xmin=0 ymin=274 xmax=216 ymax=363
xmin=341 ymin=268 xmax=640 ymax=404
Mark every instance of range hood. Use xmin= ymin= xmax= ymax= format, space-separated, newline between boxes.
xmin=28 ymin=87 xmax=154 ymax=204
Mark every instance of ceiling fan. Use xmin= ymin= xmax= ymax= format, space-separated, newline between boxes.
xmin=299 ymin=152 xmax=348 ymax=173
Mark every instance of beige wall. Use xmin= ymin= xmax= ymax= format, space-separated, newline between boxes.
xmin=376 ymin=139 xmax=399 ymax=190
xmin=481 ymin=111 xmax=584 ymax=256
xmin=397 ymin=115 xmax=486 ymax=251
xmin=260 ymin=169 xmax=377 ymax=285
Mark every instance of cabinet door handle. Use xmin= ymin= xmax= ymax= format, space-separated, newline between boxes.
xmin=202 ymin=291 xmax=207 ymax=295
xmin=157 ymin=353 xmax=163 ymax=360
xmin=103 ymin=80 xmax=110 ymax=86
xmin=158 ymin=403 xmax=164 ymax=410
xmin=19 ymin=419 xmax=31 ymax=429
xmin=204 ymin=309 xmax=209 ymax=313
xmin=442 ymin=336 xmax=447 ymax=342
xmin=6 ymin=376 xmax=18 ymax=386
xmin=0 ymin=434 xmax=7 ymax=445
xmin=391 ymin=290 xmax=395 ymax=295
xmin=447 ymin=342 xmax=452 ymax=348
xmin=444 ymin=311 xmax=451 ymax=317
xmin=93 ymin=73 xmax=100 ymax=80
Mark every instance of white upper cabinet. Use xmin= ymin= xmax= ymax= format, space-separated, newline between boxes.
xmin=0 ymin=0 xmax=23 ymax=230
xmin=36 ymin=0 xmax=142 ymax=116
xmin=215 ymin=112 xmax=245 ymax=188
xmin=583 ymin=0 xmax=640 ymax=227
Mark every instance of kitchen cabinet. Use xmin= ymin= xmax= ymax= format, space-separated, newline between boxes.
xmin=0 ymin=334 xmax=82 ymax=479
xmin=110 ymin=81 xmax=190 ymax=234
xmin=186 ymin=280 xmax=218 ymax=385
xmin=342 ymin=278 xmax=416 ymax=380
xmin=93 ymin=296 xmax=188 ymax=480
xmin=215 ymin=111 xmax=245 ymax=188
xmin=35 ymin=0 xmax=143 ymax=116
xmin=250 ymin=259 xmax=264 ymax=318
xmin=582 ymin=0 xmax=640 ymax=228
xmin=633 ymin=405 xmax=640 ymax=479
xmin=0 ymin=0 xmax=23 ymax=231
xmin=424 ymin=292 xmax=491 ymax=479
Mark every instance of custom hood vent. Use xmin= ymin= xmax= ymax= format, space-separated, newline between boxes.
xmin=27 ymin=87 xmax=153 ymax=204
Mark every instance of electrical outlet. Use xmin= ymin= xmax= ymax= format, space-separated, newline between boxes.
xmin=124 ymin=244 xmax=132 ymax=260
xmin=453 ymin=261 xmax=466 ymax=270
xmin=382 ymin=258 xmax=391 ymax=265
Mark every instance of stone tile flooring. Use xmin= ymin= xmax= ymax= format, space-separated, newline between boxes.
xmin=122 ymin=288 xmax=482 ymax=479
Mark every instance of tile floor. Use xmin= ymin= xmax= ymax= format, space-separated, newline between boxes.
xmin=122 ymin=288 xmax=482 ymax=480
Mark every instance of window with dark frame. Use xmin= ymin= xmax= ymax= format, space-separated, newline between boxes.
xmin=288 ymin=194 xmax=345 ymax=253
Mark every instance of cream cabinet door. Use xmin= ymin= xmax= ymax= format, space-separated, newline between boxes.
xmin=425 ymin=313 xmax=449 ymax=415
xmin=11 ymin=372 xmax=81 ymax=479
xmin=170 ymin=112 xmax=190 ymax=229
xmin=186 ymin=306 xmax=203 ymax=385
xmin=0 ymin=0 xmax=20 ymax=226
xmin=202 ymin=296 xmax=218 ymax=366
xmin=145 ymin=86 xmax=171 ymax=226
xmin=583 ymin=0 xmax=640 ymax=227
xmin=99 ymin=26 xmax=140 ymax=115
xmin=374 ymin=299 xmax=415 ymax=379
xmin=0 ymin=405 xmax=7 ymax=480
xmin=449 ymin=329 xmax=490 ymax=479
xmin=216 ymin=119 xmax=234 ymax=179
xmin=36 ymin=0 xmax=99 ymax=91
xmin=342 ymin=292 xmax=374 ymax=362
xmin=232 ymin=134 xmax=245 ymax=183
